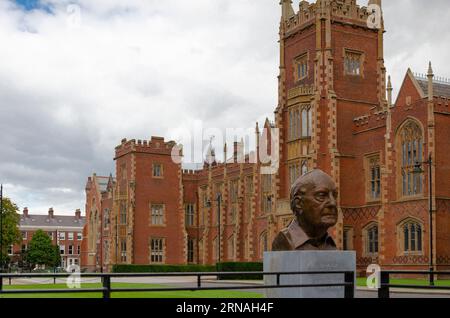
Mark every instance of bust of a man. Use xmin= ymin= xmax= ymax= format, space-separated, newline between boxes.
xmin=272 ymin=169 xmax=338 ymax=251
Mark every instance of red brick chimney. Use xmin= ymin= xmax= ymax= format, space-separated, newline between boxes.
xmin=48 ymin=207 xmax=54 ymax=219
xmin=75 ymin=209 xmax=81 ymax=220
xmin=233 ymin=141 xmax=244 ymax=163
xmin=23 ymin=207 xmax=29 ymax=218
xmin=233 ymin=141 xmax=238 ymax=162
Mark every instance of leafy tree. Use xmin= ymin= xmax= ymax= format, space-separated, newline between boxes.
xmin=52 ymin=245 xmax=61 ymax=268
xmin=0 ymin=197 xmax=22 ymax=269
xmin=26 ymin=229 xmax=61 ymax=269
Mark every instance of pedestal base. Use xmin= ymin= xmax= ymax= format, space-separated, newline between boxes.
xmin=263 ymin=251 xmax=356 ymax=298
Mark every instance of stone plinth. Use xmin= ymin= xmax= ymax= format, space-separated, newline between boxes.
xmin=264 ymin=251 xmax=356 ymax=298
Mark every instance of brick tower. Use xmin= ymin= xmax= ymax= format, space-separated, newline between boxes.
xmin=274 ymin=0 xmax=386 ymax=248
xmin=110 ymin=137 xmax=186 ymax=266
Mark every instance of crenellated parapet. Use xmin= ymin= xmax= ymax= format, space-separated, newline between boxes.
xmin=329 ymin=0 xmax=372 ymax=24
xmin=434 ymin=96 xmax=450 ymax=114
xmin=283 ymin=0 xmax=374 ymax=37
xmin=373 ymin=109 xmax=388 ymax=121
xmin=283 ymin=1 xmax=317 ymax=35
xmin=115 ymin=136 xmax=178 ymax=159
xmin=182 ymin=158 xmax=257 ymax=185
xmin=353 ymin=108 xmax=388 ymax=132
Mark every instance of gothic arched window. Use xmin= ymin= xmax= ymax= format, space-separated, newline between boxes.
xmin=364 ymin=223 xmax=378 ymax=255
xmin=302 ymin=108 xmax=308 ymax=137
xmin=401 ymin=220 xmax=423 ymax=254
xmin=289 ymin=105 xmax=311 ymax=140
xmin=301 ymin=106 xmax=311 ymax=137
xmin=294 ymin=53 xmax=308 ymax=81
xmin=366 ymin=155 xmax=381 ymax=201
xmin=345 ymin=50 xmax=363 ymax=76
xmin=398 ymin=120 xmax=423 ymax=197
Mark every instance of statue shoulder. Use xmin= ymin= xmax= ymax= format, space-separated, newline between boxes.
xmin=272 ymin=228 xmax=293 ymax=251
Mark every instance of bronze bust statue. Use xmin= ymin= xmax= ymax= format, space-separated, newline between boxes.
xmin=272 ymin=169 xmax=338 ymax=251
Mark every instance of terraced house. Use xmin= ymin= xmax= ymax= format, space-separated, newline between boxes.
xmin=11 ymin=208 xmax=85 ymax=269
xmin=82 ymin=0 xmax=450 ymax=274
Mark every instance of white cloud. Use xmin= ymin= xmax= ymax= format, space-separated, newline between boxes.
xmin=0 ymin=0 xmax=279 ymax=214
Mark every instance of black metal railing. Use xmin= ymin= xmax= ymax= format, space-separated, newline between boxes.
xmin=378 ymin=270 xmax=450 ymax=298
xmin=0 ymin=271 xmax=355 ymax=299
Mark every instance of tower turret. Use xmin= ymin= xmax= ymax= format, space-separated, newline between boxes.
xmin=280 ymin=0 xmax=295 ymax=21
xmin=387 ymin=75 xmax=393 ymax=108
xmin=428 ymin=61 xmax=434 ymax=101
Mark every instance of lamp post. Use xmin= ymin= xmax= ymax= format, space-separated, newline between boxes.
xmin=115 ymin=214 xmax=118 ymax=265
xmin=100 ymin=212 xmax=104 ymax=273
xmin=217 ymin=193 xmax=221 ymax=266
xmin=413 ymin=153 xmax=434 ymax=286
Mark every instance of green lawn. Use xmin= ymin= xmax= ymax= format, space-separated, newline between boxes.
xmin=0 ymin=283 xmax=263 ymax=298
xmin=357 ymin=277 xmax=450 ymax=287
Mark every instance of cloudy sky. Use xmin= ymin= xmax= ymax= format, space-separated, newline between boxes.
xmin=0 ymin=0 xmax=449 ymax=216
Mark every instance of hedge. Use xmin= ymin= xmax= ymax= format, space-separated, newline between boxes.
xmin=112 ymin=263 xmax=264 ymax=280
xmin=216 ymin=262 xmax=263 ymax=280
xmin=112 ymin=264 xmax=216 ymax=273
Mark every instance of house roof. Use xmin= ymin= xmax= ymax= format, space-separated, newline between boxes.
xmin=413 ymin=73 xmax=450 ymax=98
xmin=20 ymin=214 xmax=85 ymax=230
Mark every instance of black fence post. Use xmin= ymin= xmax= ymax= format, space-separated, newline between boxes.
xmin=378 ymin=271 xmax=390 ymax=299
xmin=429 ymin=268 xmax=435 ymax=286
xmin=276 ymin=273 xmax=280 ymax=286
xmin=344 ymin=272 xmax=354 ymax=299
xmin=197 ymin=275 xmax=201 ymax=289
xmin=102 ymin=276 xmax=111 ymax=299
xmin=0 ymin=275 xmax=3 ymax=292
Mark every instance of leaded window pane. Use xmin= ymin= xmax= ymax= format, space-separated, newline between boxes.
xmin=407 ymin=142 xmax=412 ymax=165
xmin=407 ymin=173 xmax=411 ymax=195
xmin=404 ymin=225 xmax=409 ymax=252
xmin=418 ymin=140 xmax=422 ymax=162
xmin=367 ymin=226 xmax=378 ymax=254
xmin=403 ymin=222 xmax=422 ymax=253
xmin=289 ymin=111 xmax=293 ymax=140
xmin=403 ymin=143 xmax=407 ymax=165
xmin=417 ymin=225 xmax=422 ymax=251
xmin=411 ymin=224 xmax=416 ymax=251
xmin=302 ymin=108 xmax=308 ymax=137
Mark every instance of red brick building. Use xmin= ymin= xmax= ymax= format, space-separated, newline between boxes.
xmin=83 ymin=174 xmax=114 ymax=272
xmin=11 ymin=207 xmax=85 ymax=269
xmin=82 ymin=0 xmax=450 ymax=273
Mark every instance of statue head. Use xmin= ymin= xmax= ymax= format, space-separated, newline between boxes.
xmin=290 ymin=169 xmax=338 ymax=238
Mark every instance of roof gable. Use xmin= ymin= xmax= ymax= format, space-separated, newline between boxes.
xmin=394 ymin=69 xmax=426 ymax=106
xmin=397 ymin=69 xmax=450 ymax=103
